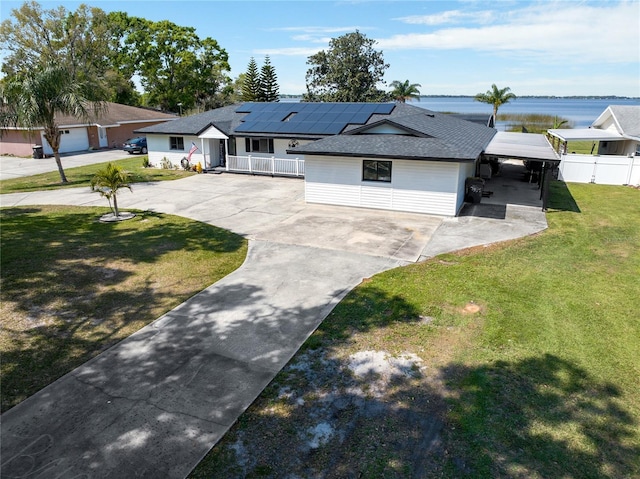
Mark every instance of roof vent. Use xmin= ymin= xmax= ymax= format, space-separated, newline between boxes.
xmin=426 ymin=113 xmax=435 ymax=118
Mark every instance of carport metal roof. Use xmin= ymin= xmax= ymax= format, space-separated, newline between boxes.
xmin=484 ymin=132 xmax=559 ymax=162
xmin=547 ymin=128 xmax=625 ymax=142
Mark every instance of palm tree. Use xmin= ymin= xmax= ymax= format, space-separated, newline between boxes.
xmin=90 ymin=163 xmax=131 ymax=218
xmin=389 ymin=80 xmax=422 ymax=103
xmin=474 ymin=84 xmax=516 ymax=122
xmin=0 ymin=65 xmax=105 ymax=183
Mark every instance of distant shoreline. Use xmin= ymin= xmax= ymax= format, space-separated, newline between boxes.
xmin=279 ymin=94 xmax=640 ymax=100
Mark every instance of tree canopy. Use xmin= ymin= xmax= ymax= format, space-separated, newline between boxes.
xmin=304 ymin=31 xmax=390 ymax=102
xmin=0 ymin=64 xmax=105 ymax=182
xmin=241 ymin=57 xmax=261 ymax=101
xmin=389 ymin=80 xmax=422 ymax=103
xmin=241 ymin=56 xmax=280 ymax=102
xmin=474 ymin=84 xmax=517 ymax=120
xmin=0 ymin=2 xmax=233 ymax=112
xmin=259 ymin=55 xmax=279 ymax=102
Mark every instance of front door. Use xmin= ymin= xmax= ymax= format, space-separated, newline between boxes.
xmin=98 ymin=127 xmax=108 ymax=148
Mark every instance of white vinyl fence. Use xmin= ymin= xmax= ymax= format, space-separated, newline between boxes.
xmin=226 ymin=155 xmax=305 ymax=177
xmin=559 ymin=154 xmax=640 ymax=186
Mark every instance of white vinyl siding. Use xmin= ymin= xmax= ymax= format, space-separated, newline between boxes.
xmin=305 ymin=156 xmax=462 ymax=216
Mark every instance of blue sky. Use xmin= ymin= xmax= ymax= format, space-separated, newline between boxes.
xmin=2 ymin=0 xmax=639 ymax=96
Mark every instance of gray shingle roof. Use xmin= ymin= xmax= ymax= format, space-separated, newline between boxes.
xmin=136 ymin=101 xmax=497 ymax=161
xmin=608 ymin=105 xmax=640 ymax=138
xmin=136 ymin=104 xmax=242 ymax=135
xmin=298 ymin=106 xmax=496 ymax=160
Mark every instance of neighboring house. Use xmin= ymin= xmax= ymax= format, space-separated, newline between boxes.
xmin=138 ymin=102 xmax=557 ymax=216
xmin=548 ymin=105 xmax=640 ymax=185
xmin=0 ymin=102 xmax=177 ymax=157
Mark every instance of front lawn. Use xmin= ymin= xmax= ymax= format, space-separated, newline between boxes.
xmin=0 ymin=156 xmax=195 ymax=194
xmin=0 ymin=206 xmax=247 ymax=412
xmin=191 ymin=182 xmax=640 ymax=478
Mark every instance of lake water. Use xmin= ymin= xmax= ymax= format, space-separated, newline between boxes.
xmin=408 ymin=97 xmax=640 ymax=129
xmin=281 ymin=96 xmax=639 ymax=130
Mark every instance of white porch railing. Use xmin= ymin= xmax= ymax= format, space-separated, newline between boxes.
xmin=226 ymin=155 xmax=305 ymax=177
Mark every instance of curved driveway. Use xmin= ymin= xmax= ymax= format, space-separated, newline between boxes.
xmin=0 ymin=173 xmax=547 ymax=478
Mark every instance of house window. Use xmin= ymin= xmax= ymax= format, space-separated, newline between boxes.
xmin=170 ymin=137 xmax=184 ymax=150
xmin=245 ymin=137 xmax=274 ymax=154
xmin=363 ymin=160 xmax=392 ymax=182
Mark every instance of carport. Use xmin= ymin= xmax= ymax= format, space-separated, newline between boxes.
xmin=482 ymin=132 xmax=560 ymax=210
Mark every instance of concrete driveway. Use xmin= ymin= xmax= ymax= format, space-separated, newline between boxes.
xmin=0 ymin=170 xmax=547 ymax=478
xmin=0 ymin=149 xmax=137 ymax=180
xmin=1 ymin=173 xmax=445 ymax=262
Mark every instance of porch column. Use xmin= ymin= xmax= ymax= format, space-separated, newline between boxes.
xmin=200 ymin=138 xmax=206 ymax=168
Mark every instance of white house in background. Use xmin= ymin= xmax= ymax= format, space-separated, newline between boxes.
xmin=548 ymin=105 xmax=640 ymax=186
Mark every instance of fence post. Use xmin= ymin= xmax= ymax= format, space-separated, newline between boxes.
xmin=295 ymin=158 xmax=299 ymax=177
xmin=248 ymin=155 xmax=252 ymax=174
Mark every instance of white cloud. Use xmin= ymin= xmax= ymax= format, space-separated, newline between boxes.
xmin=381 ymin=1 xmax=639 ymax=64
xmin=395 ymin=9 xmax=494 ymax=25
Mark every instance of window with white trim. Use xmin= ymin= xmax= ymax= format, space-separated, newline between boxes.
xmin=363 ymin=160 xmax=392 ymax=182
xmin=245 ymin=138 xmax=274 ymax=154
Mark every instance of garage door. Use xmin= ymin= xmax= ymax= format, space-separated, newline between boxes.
xmin=41 ymin=128 xmax=89 ymax=155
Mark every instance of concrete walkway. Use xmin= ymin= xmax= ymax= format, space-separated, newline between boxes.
xmin=0 ymin=173 xmax=547 ymax=478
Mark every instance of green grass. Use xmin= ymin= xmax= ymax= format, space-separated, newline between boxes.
xmin=566 ymin=140 xmax=599 ymax=155
xmin=0 ymin=156 xmax=195 ymax=194
xmin=190 ymin=181 xmax=640 ymax=478
xmin=499 ymin=113 xmax=572 ymax=133
xmin=0 ymin=205 xmax=247 ymax=412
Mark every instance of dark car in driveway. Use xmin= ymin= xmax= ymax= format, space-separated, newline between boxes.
xmin=123 ymin=137 xmax=148 ymax=154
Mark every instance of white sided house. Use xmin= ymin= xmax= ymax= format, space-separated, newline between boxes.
xmin=137 ymin=102 xmax=502 ymax=216
xmin=548 ymin=105 xmax=640 ymax=186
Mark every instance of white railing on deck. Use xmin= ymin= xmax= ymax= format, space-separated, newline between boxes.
xmin=226 ymin=155 xmax=305 ymax=177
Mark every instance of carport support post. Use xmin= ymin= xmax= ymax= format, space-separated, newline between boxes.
xmin=541 ymin=162 xmax=554 ymax=211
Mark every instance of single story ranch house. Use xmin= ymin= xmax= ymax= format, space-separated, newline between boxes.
xmin=137 ymin=102 xmax=558 ymax=216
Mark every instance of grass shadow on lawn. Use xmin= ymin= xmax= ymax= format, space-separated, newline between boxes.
xmin=547 ymin=180 xmax=581 ymax=213
xmin=192 ymin=325 xmax=640 ymax=478
xmin=441 ymin=354 xmax=640 ymax=478
xmin=0 ymin=205 xmax=247 ymax=412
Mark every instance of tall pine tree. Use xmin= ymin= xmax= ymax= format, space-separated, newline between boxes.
xmin=259 ymin=55 xmax=279 ymax=102
xmin=241 ymin=57 xmax=260 ymax=101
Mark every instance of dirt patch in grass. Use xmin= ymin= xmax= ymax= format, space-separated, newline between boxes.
xmin=190 ymin=307 xmax=483 ymax=478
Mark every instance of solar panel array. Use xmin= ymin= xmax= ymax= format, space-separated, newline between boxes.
xmin=235 ymin=102 xmax=395 ymax=135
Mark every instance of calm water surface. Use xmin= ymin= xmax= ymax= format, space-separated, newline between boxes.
xmin=410 ymin=97 xmax=640 ymax=129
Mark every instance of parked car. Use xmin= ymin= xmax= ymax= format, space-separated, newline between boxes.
xmin=123 ymin=137 xmax=148 ymax=154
